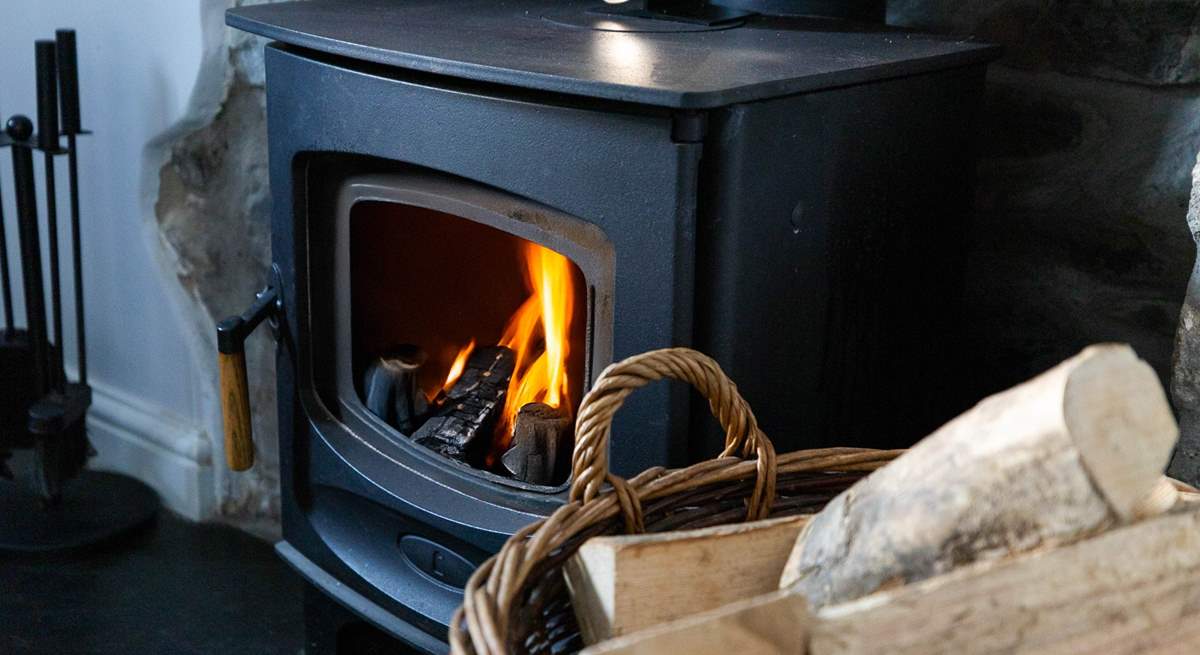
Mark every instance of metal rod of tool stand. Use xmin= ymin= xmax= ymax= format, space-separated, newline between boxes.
xmin=56 ymin=29 xmax=86 ymax=383
xmin=0 ymin=108 xmax=14 ymax=339
xmin=0 ymin=177 xmax=13 ymax=339
xmin=35 ymin=40 xmax=65 ymax=393
xmin=7 ymin=116 xmax=50 ymax=397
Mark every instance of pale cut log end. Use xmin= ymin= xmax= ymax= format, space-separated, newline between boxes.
xmin=565 ymin=542 xmax=618 ymax=644
xmin=1131 ymin=476 xmax=1181 ymax=520
xmin=1064 ymin=344 xmax=1179 ymax=520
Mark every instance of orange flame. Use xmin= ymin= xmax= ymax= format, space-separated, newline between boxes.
xmin=442 ymin=340 xmax=475 ymax=393
xmin=494 ymin=243 xmax=576 ymax=450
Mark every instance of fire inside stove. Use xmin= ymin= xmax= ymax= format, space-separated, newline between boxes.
xmin=350 ymin=201 xmax=588 ymax=486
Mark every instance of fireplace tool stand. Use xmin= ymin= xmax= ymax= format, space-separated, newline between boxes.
xmin=0 ymin=31 xmax=157 ymax=554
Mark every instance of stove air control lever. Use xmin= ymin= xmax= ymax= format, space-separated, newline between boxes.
xmin=215 ymin=272 xmax=282 ymax=472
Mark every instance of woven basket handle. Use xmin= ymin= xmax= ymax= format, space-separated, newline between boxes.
xmin=568 ymin=348 xmax=777 ymax=521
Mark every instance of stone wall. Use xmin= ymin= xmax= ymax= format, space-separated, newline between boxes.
xmin=154 ymin=0 xmax=280 ymax=529
xmin=890 ymin=1 xmax=1200 ymax=400
xmin=1171 ymin=154 xmax=1200 ymax=482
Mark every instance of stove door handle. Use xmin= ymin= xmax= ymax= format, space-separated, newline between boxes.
xmin=215 ymin=284 xmax=281 ymax=471
xmin=217 ymin=349 xmax=254 ymax=471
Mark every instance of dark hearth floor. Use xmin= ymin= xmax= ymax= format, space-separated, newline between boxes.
xmin=0 ymin=511 xmax=304 ymax=655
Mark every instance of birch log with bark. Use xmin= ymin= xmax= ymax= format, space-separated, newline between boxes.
xmin=780 ymin=344 xmax=1179 ymax=608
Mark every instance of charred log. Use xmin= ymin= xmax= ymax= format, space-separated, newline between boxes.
xmin=363 ymin=345 xmax=429 ymax=434
xmin=412 ymin=346 xmax=515 ymax=462
xmin=502 ymin=402 xmax=571 ymax=485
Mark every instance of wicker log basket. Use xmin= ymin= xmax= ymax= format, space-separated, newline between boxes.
xmin=450 ymin=348 xmax=901 ymax=655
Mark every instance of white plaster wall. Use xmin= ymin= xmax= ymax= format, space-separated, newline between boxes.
xmin=0 ymin=1 xmax=225 ymax=519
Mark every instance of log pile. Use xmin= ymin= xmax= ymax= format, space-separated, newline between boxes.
xmin=565 ymin=344 xmax=1200 ymax=654
xmin=362 ymin=344 xmax=572 ymax=483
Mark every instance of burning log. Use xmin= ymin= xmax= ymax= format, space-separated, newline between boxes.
xmin=412 ymin=346 xmax=515 ymax=462
xmin=363 ymin=345 xmax=429 ymax=434
xmin=502 ymin=402 xmax=571 ymax=485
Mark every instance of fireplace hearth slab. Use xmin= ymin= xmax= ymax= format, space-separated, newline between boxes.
xmin=227 ymin=0 xmax=999 ymax=109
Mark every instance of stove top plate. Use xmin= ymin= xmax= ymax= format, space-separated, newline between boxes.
xmin=227 ymin=0 xmax=999 ymax=109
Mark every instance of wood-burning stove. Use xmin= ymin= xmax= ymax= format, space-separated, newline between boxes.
xmin=223 ymin=1 xmax=997 ymax=651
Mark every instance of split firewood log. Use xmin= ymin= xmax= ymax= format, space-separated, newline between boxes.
xmin=564 ymin=516 xmax=809 ymax=643
xmin=580 ymin=590 xmax=809 ymax=655
xmin=780 ymin=344 xmax=1179 ymax=608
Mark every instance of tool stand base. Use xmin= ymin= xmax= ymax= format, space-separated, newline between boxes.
xmin=0 ymin=465 xmax=159 ymax=555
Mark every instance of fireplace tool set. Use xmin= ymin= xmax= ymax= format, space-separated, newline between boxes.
xmin=0 ymin=30 xmax=157 ymax=553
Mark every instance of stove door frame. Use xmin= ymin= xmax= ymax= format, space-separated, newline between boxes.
xmin=331 ymin=171 xmax=615 ymax=495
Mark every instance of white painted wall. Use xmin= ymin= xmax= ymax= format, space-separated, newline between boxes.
xmin=0 ymin=1 xmax=224 ymax=518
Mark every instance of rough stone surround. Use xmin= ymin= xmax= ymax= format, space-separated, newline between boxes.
xmin=893 ymin=2 xmax=1199 ymax=396
xmin=154 ymin=0 xmax=281 ymax=527
xmin=892 ymin=0 xmax=1200 ymax=481
xmin=1171 ymin=153 xmax=1200 ymax=483
xmin=891 ymin=0 xmax=1200 ymax=86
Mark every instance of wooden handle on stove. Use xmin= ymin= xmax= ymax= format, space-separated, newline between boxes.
xmin=219 ymin=350 xmax=255 ymax=471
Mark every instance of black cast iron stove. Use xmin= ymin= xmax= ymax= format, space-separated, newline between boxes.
xmin=225 ymin=1 xmax=997 ymax=651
